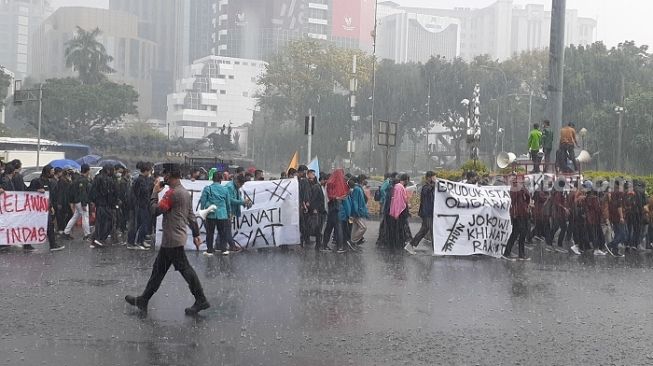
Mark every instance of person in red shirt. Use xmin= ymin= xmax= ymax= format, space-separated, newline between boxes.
xmin=606 ymin=180 xmax=627 ymax=257
xmin=504 ymin=179 xmax=531 ymax=260
xmin=546 ymin=180 xmax=570 ymax=251
xmin=583 ymin=181 xmax=607 ymax=255
xmin=528 ymin=189 xmax=549 ymax=243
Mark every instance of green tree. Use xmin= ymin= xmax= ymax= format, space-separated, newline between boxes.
xmin=15 ymin=78 xmax=138 ymax=146
xmin=0 ymin=71 xmax=10 ymax=108
xmin=65 ymin=27 xmax=115 ymax=85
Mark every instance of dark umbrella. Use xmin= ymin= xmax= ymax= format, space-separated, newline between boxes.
xmin=76 ymin=154 xmax=102 ymax=166
xmin=98 ymin=159 xmax=127 ymax=169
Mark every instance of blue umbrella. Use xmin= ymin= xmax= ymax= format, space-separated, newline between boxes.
xmin=98 ymin=159 xmax=127 ymax=169
xmin=76 ymin=154 xmax=101 ymax=166
xmin=49 ymin=159 xmax=81 ymax=170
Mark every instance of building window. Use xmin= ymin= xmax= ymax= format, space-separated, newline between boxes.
xmin=242 ymin=91 xmax=248 ymax=97
xmin=211 ymin=106 xmax=217 ymax=111
xmin=235 ymin=61 xmax=240 ymax=65
xmin=220 ymin=90 xmax=226 ymax=94
xmin=211 ymin=122 xmax=217 ymax=127
xmin=217 ymin=74 xmax=226 ymax=79
xmin=194 ymin=77 xmax=209 ymax=92
xmin=185 ymin=92 xmax=201 ymax=110
xmin=228 ymin=75 xmax=234 ymax=79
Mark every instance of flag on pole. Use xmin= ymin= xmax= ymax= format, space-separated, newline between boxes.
xmin=286 ymin=151 xmax=299 ymax=174
xmin=307 ymin=157 xmax=319 ymax=180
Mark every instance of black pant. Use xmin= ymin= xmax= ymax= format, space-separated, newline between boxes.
xmin=205 ymin=218 xmax=229 ymax=253
xmin=543 ymin=148 xmax=552 ymax=173
xmin=47 ymin=210 xmax=57 ymax=248
xmin=587 ymin=223 xmax=604 ymax=250
xmin=560 ymin=143 xmax=578 ymax=171
xmin=530 ymin=150 xmax=542 ymax=173
xmin=95 ymin=206 xmax=113 ymax=241
xmin=56 ymin=205 xmax=73 ymax=232
xmin=322 ymin=203 xmax=344 ymax=250
xmin=141 ymin=246 xmax=206 ymax=302
xmin=547 ymin=218 xmax=567 ymax=247
xmin=627 ymin=215 xmax=642 ymax=248
xmin=410 ymin=216 xmax=433 ymax=247
xmin=505 ymin=217 xmax=528 ymax=257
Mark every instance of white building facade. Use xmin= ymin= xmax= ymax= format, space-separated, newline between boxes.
xmin=377 ymin=11 xmax=460 ymax=63
xmin=383 ymin=0 xmax=596 ymax=62
xmin=166 ymin=55 xmax=266 ymax=140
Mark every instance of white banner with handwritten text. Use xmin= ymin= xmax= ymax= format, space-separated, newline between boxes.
xmin=432 ymin=180 xmax=512 ymax=258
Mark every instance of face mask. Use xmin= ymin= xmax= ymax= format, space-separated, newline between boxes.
xmin=116 ymin=173 xmax=122 ymax=178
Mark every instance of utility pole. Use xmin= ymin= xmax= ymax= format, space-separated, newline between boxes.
xmin=37 ymin=84 xmax=43 ymax=168
xmin=616 ymin=75 xmax=625 ymax=171
xmin=305 ymin=109 xmax=315 ymax=162
xmin=349 ymin=55 xmax=358 ymax=170
xmin=546 ymin=0 xmax=566 ymax=146
xmin=368 ymin=0 xmax=379 ymax=174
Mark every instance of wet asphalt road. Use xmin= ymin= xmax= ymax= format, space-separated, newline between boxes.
xmin=2 ymin=221 xmax=653 ymax=366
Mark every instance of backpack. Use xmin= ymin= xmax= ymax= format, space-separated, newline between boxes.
xmin=374 ymin=189 xmax=381 ymax=202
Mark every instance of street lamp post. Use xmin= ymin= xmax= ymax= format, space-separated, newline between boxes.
xmin=615 ymin=106 xmax=625 ymax=171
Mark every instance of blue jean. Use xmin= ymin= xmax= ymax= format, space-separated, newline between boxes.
xmin=609 ymin=223 xmax=628 ymax=249
xmin=128 ymin=206 xmax=151 ymax=245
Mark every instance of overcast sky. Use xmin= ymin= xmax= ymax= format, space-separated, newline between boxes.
xmin=50 ymin=0 xmax=653 ymax=49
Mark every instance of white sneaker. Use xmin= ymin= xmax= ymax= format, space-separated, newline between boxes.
xmin=593 ymin=249 xmax=607 ymax=256
xmin=221 ymin=250 xmax=230 ymax=256
xmin=203 ymin=251 xmax=214 ymax=257
xmin=404 ymin=243 xmax=416 ymax=255
xmin=570 ymin=245 xmax=581 ymax=255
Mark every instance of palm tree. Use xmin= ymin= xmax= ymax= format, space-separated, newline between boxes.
xmin=64 ymin=26 xmax=115 ymax=85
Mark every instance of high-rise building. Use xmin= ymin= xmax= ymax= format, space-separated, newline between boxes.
xmin=31 ymin=7 xmax=158 ymax=118
xmin=0 ymin=0 xmax=50 ymax=78
xmin=215 ymin=0 xmax=375 ymax=60
xmin=383 ymin=0 xmax=596 ymax=62
xmin=109 ymin=0 xmax=189 ymax=118
xmin=0 ymin=66 xmax=15 ymax=125
xmin=167 ymin=55 xmax=266 ymax=145
xmin=188 ymin=0 xmax=217 ymax=62
xmin=376 ymin=5 xmax=460 ymax=63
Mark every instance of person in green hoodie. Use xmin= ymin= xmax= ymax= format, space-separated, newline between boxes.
xmin=199 ymin=172 xmax=231 ymax=256
xmin=528 ymin=122 xmax=543 ymax=173
xmin=225 ymin=174 xmax=251 ymax=252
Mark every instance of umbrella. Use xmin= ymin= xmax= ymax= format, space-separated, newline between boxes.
xmin=98 ymin=159 xmax=127 ymax=169
xmin=49 ymin=159 xmax=81 ymax=170
xmin=76 ymin=154 xmax=101 ymax=166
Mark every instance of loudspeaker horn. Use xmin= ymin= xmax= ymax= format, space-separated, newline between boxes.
xmin=576 ymin=150 xmax=591 ymax=163
xmin=496 ymin=152 xmax=517 ymax=169
xmin=198 ymin=205 xmax=217 ymax=220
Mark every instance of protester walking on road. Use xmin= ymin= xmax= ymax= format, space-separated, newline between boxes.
xmin=125 ymin=164 xmax=210 ymax=315
xmin=405 ymin=171 xmax=436 ymax=254
xmin=28 ymin=165 xmax=64 ymax=252
xmin=62 ymin=164 xmax=92 ymax=241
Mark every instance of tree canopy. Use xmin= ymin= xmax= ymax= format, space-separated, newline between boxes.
xmin=257 ymin=38 xmax=653 ymax=174
xmin=65 ymin=26 xmax=115 ymax=85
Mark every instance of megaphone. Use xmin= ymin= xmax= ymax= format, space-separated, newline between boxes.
xmin=197 ymin=205 xmax=217 ymax=220
xmin=496 ymin=152 xmax=517 ymax=169
xmin=576 ymin=150 xmax=591 ymax=163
